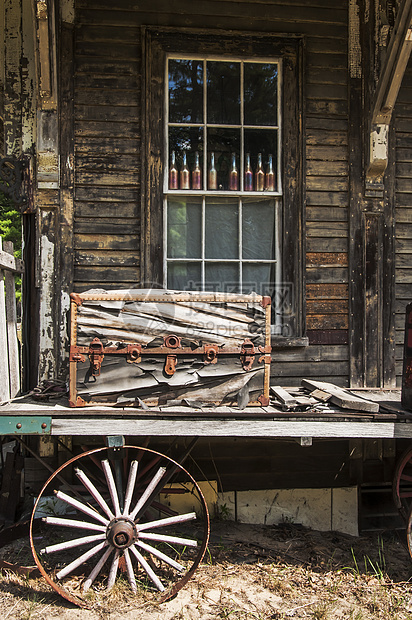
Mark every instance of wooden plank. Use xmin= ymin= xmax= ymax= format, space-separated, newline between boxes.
xmin=75 ymin=186 xmax=138 ymax=202
xmin=306 ymin=161 xmax=348 ymax=176
xmin=4 ymin=242 xmax=20 ymax=398
xmin=307 ymin=299 xmax=349 ymax=314
xmin=75 ymin=121 xmax=140 ymax=138
xmin=50 ymin=417 xmax=412 ymax=438
xmin=75 ymin=138 xmax=140 ymax=154
xmin=0 ymin=250 xmax=23 ymax=273
xmin=306 ymin=238 xmax=348 ymax=252
xmin=270 ymin=386 xmax=299 ymax=407
xmin=306 ymin=177 xmax=348 ymax=192
xmin=306 ymin=267 xmax=348 ymax=284
xmin=74 ymin=266 xmax=140 ymax=282
xmin=74 ymin=202 xmax=139 ymax=219
xmin=307 ymin=330 xmax=348 ymax=345
xmin=74 ymin=234 xmax=139 ymax=251
xmin=306 ymin=207 xmax=348 ymax=222
xmin=301 ymin=380 xmax=380 ymax=412
xmin=0 ymin=238 xmax=10 ymax=401
xmin=306 ymin=283 xmax=348 ymax=299
xmin=306 ymin=252 xmax=348 ymax=267
xmin=306 ymin=192 xmax=348 ymax=207
xmin=306 ymin=221 xmax=348 ymax=235
xmin=74 ymin=250 xmax=139 ymax=266
xmin=306 ymin=145 xmax=348 ymax=161
xmin=74 ymin=219 xmax=139 ymax=235
xmin=306 ymin=314 xmax=348 ymax=330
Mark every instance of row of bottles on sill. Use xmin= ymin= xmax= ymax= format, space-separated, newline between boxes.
xmin=169 ymin=151 xmax=275 ymax=191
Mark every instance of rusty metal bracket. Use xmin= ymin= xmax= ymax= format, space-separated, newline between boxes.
xmin=240 ymin=339 xmax=255 ymax=371
xmin=88 ymin=337 xmax=105 ymax=376
xmin=164 ymin=334 xmax=182 ymax=348
xmin=126 ymin=344 xmax=142 ymax=364
xmin=164 ymin=354 xmax=178 ymax=376
xmin=204 ymin=344 xmax=219 ymax=364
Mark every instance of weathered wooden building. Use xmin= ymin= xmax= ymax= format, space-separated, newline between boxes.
xmin=2 ymin=0 xmax=412 ymax=534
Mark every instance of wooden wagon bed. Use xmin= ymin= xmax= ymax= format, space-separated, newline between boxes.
xmin=1 ymin=387 xmax=411 ymax=439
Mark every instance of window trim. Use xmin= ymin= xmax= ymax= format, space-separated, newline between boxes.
xmin=142 ymin=27 xmax=305 ymax=340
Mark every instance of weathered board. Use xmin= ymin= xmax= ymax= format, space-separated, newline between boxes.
xmin=69 ymin=289 xmax=271 ymax=407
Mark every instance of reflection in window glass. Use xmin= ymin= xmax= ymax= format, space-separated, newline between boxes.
xmin=242 ymin=263 xmax=276 ymax=295
xmin=244 ymin=63 xmax=278 ymax=126
xmin=205 ymin=263 xmax=240 ymax=292
xmin=168 ymin=263 xmax=201 ymax=290
xmin=169 ymin=59 xmax=203 ymax=123
xmin=242 ymin=199 xmax=275 ymax=260
xmin=207 ymin=61 xmax=240 ymax=125
xmin=167 ymin=199 xmax=202 ymax=259
xmin=205 ymin=200 xmax=239 ymax=259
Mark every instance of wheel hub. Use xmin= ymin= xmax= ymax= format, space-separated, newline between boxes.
xmin=107 ymin=518 xmax=137 ymax=549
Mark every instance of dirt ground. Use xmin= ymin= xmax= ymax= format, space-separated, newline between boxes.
xmin=0 ymin=521 xmax=412 ymax=619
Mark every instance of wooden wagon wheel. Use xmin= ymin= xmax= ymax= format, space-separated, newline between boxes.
xmin=393 ymin=446 xmax=412 ymax=521
xmin=29 ymin=446 xmax=210 ymax=607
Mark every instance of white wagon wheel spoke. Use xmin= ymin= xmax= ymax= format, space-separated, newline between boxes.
xmin=30 ymin=446 xmax=210 ymax=608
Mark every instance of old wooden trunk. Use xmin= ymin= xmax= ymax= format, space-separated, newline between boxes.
xmin=69 ymin=290 xmax=271 ymax=407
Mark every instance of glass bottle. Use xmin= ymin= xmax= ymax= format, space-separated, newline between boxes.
xmin=255 ymin=152 xmax=265 ymax=192
xmin=208 ymin=152 xmax=217 ymax=190
xmin=169 ymin=150 xmax=179 ymax=190
xmin=229 ymin=152 xmax=238 ymax=191
xmin=192 ymin=151 xmax=202 ymax=190
xmin=180 ymin=151 xmax=190 ymax=190
xmin=244 ymin=152 xmax=253 ymax=191
xmin=265 ymin=153 xmax=275 ymax=191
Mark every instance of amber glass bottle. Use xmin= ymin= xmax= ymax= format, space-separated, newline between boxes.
xmin=192 ymin=151 xmax=202 ymax=190
xmin=255 ymin=152 xmax=265 ymax=192
xmin=229 ymin=153 xmax=238 ymax=191
xmin=169 ymin=150 xmax=178 ymax=189
xmin=265 ymin=153 xmax=275 ymax=191
xmin=244 ymin=152 xmax=253 ymax=191
xmin=208 ymin=152 xmax=217 ymax=190
xmin=180 ymin=151 xmax=190 ymax=190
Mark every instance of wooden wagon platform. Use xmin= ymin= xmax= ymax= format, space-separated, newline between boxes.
xmin=1 ymin=385 xmax=411 ymax=439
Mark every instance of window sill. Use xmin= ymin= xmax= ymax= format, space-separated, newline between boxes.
xmin=164 ymin=189 xmax=282 ymax=197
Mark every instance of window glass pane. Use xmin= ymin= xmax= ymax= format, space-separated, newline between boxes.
xmin=168 ymin=262 xmax=201 ymax=290
xmin=244 ymin=129 xmax=278 ymax=191
xmin=207 ymin=61 xmax=240 ymax=125
xmin=167 ymin=198 xmax=202 ymax=258
xmin=205 ymin=199 xmax=238 ymax=259
xmin=169 ymin=127 xmax=203 ymax=190
xmin=205 ymin=263 xmax=239 ymax=292
xmin=168 ymin=59 xmax=203 ymax=123
xmin=207 ymin=128 xmax=240 ymax=191
xmin=242 ymin=198 xmax=275 ymax=260
xmin=244 ymin=62 xmax=278 ymax=126
xmin=242 ymin=263 xmax=276 ymax=295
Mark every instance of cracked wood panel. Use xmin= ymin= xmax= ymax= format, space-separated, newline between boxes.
xmin=71 ymin=290 xmax=269 ymax=406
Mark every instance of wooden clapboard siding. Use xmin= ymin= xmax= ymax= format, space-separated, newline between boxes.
xmin=73 ymin=15 xmax=141 ymax=291
xmin=305 ymin=26 xmax=349 ymax=356
xmin=72 ymin=0 xmax=350 ymax=382
xmin=395 ymin=63 xmax=412 ymax=386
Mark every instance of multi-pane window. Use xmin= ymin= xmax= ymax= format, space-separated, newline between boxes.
xmin=164 ymin=57 xmax=282 ymax=298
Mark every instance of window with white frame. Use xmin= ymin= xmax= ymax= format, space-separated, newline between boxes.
xmin=164 ymin=57 xmax=282 ymax=299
